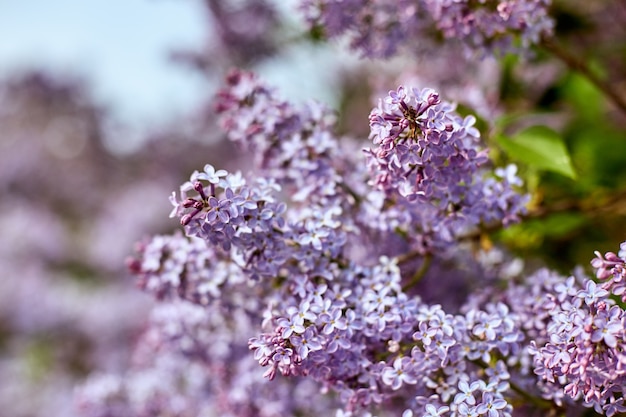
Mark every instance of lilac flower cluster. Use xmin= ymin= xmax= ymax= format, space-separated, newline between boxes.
xmin=133 ymin=228 xmax=526 ymax=416
xmin=77 ymin=299 xmax=340 ymax=416
xmin=592 ymin=242 xmax=626 ymax=303
xmin=214 ymin=70 xmax=383 ymax=260
xmin=529 ymin=246 xmax=626 ymax=416
xmin=365 ymin=86 xmax=527 ymax=250
xmin=462 ymin=267 xmax=579 ymax=408
xmin=168 ymin=163 xmax=295 ymax=280
xmin=117 ymin=72 xmax=535 ymax=416
xmin=214 ymin=70 xmax=527 ymax=256
xmin=79 ymin=69 xmax=626 ymax=417
xmin=215 ymin=69 xmax=355 ymax=209
xmin=300 ymin=0 xmax=425 ymax=58
xmin=423 ymin=0 xmax=554 ymax=55
xmin=299 ymin=0 xmax=554 ymax=58
xmin=148 ymin=72 xmax=539 ymax=416
xmin=127 ymin=232 xmax=243 ymax=305
xmin=464 ymin=247 xmax=626 ymax=416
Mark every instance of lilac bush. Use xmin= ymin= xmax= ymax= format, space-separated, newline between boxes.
xmin=300 ymin=0 xmax=553 ymax=58
xmin=76 ymin=67 xmax=626 ymax=417
xmin=64 ymin=1 xmax=626 ymax=417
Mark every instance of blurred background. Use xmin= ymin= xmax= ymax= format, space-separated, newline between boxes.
xmin=1 ymin=1 xmax=625 ymax=416
xmin=0 ymin=1 xmax=360 ymax=415
xmin=0 ymin=1 xmax=203 ymax=415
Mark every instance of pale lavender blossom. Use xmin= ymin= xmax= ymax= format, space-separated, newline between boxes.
xmin=365 ymin=84 xmax=528 ymax=252
xmin=291 ymin=327 xmax=323 ymax=359
xmin=80 ymin=69 xmax=625 ymax=417
xmin=476 ymin=392 xmax=507 ymax=417
xmin=299 ymin=0 xmax=553 ymax=58
xmin=381 ymin=357 xmax=418 ymax=390
xmin=424 ymin=403 xmax=450 ymax=417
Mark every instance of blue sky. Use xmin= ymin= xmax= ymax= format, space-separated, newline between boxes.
xmin=0 ymin=0 xmax=360 ymax=139
xmin=0 ymin=0 xmax=208 ymax=124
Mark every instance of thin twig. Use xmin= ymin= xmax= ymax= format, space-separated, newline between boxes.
xmin=401 ymin=254 xmax=432 ymax=291
xmin=540 ymin=36 xmax=626 ymax=116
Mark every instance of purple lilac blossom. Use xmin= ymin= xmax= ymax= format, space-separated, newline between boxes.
xmin=529 ymin=243 xmax=626 ymax=416
xmin=127 ymin=231 xmax=244 ymax=304
xmin=423 ymin=0 xmax=554 ymax=55
xmin=364 ymin=85 xmax=528 ymax=252
xmin=168 ymin=72 xmax=536 ymax=416
xmin=299 ymin=0 xmax=554 ymax=58
xmin=464 ymin=243 xmax=626 ymax=416
xmin=592 ymin=246 xmax=626 ymax=303
xmin=77 ymin=300 xmax=342 ymax=417
xmin=215 ymin=69 xmax=397 ymax=264
xmin=215 ymin=69 xmax=528 ymax=256
xmin=79 ymin=70 xmax=626 ymax=417
xmin=300 ymin=0 xmax=426 ymax=58
xmin=215 ymin=69 xmax=358 ymax=210
xmin=166 ymin=178 xmax=522 ymax=415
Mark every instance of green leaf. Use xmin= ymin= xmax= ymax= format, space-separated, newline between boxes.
xmin=561 ymin=70 xmax=604 ymax=121
xmin=495 ymin=125 xmax=577 ymax=179
xmin=526 ymin=212 xmax=587 ymax=238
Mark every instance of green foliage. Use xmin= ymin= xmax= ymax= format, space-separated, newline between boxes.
xmin=495 ymin=125 xmax=577 ymax=179
xmin=307 ymin=24 xmax=326 ymax=43
xmin=499 ymin=212 xmax=586 ymax=249
xmin=560 ymin=71 xmax=604 ymax=122
xmin=489 ymin=35 xmax=626 ymax=271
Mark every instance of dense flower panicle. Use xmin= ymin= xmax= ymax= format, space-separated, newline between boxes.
xmin=423 ymin=0 xmax=554 ymax=55
xmin=82 ymin=69 xmax=626 ymax=417
xmin=128 ymin=232 xmax=244 ymax=304
xmin=462 ymin=267 xmax=578 ymax=407
xmin=215 ymin=70 xmax=380 ymax=263
xmin=299 ymin=0 xmax=554 ymax=58
xmin=160 ymin=72 xmax=535 ymax=415
xmin=163 ymin=161 xmax=520 ymax=415
xmin=250 ymin=259 xmax=521 ymax=416
xmin=367 ymin=85 xmax=486 ymax=197
xmin=215 ymin=69 xmax=402 ymax=263
xmin=365 ymin=86 xmax=528 ymax=250
xmin=215 ymin=70 xmax=347 ymax=205
xmin=76 ymin=300 xmax=343 ymax=417
xmin=300 ymin=0 xmax=425 ymax=58
xmin=246 ymin=252 xmax=528 ymax=416
xmin=168 ymin=164 xmax=301 ymax=280
xmin=215 ymin=70 xmax=528 ymax=256
xmin=529 ymin=243 xmax=626 ymax=416
xmin=591 ymin=245 xmax=626 ymax=302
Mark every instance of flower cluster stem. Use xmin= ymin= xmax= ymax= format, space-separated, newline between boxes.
xmin=402 ymin=254 xmax=432 ymax=291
